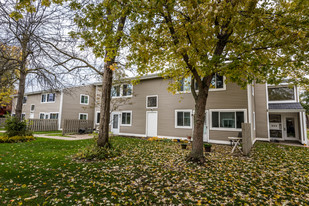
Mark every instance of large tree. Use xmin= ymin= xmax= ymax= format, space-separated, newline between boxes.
xmin=128 ymin=0 xmax=309 ymax=163
xmin=0 ymin=0 xmax=74 ymax=121
xmin=70 ymin=0 xmax=131 ymax=147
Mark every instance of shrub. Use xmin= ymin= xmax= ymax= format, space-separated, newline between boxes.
xmin=74 ymin=134 xmax=120 ymax=161
xmin=204 ymin=143 xmax=212 ymax=147
xmin=0 ymin=135 xmax=35 ymax=143
xmin=74 ymin=144 xmax=120 ymax=161
xmin=4 ymin=116 xmax=33 ymax=137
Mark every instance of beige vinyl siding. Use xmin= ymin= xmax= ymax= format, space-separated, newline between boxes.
xmin=96 ymin=77 xmax=248 ymax=141
xmin=61 ymin=85 xmax=95 ymax=128
xmin=12 ymin=92 xmax=61 ymax=119
xmin=254 ymin=84 xmax=268 ymax=139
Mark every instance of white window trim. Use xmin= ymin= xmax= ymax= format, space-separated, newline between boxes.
xmin=146 ymin=95 xmax=158 ymax=109
xmin=253 ymin=112 xmax=256 ymax=130
xmin=41 ymin=93 xmax=56 ymax=103
xmin=120 ymin=111 xmax=132 ymax=126
xmin=80 ymin=94 xmax=89 ymax=105
xmin=268 ymin=85 xmax=297 ymax=103
xmin=39 ymin=112 xmax=49 ymax=119
xmin=111 ymin=84 xmax=133 ymax=99
xmin=95 ymin=111 xmax=100 ymax=125
xmin=209 ymin=109 xmax=247 ymax=131
xmin=79 ymin=113 xmax=88 ymax=120
xmin=176 ymin=76 xmax=226 ymax=94
xmin=30 ymin=104 xmax=35 ymax=112
xmin=175 ymin=109 xmax=193 ymax=129
xmin=209 ymin=75 xmax=227 ymax=91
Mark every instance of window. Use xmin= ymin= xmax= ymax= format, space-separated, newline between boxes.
xmin=112 ymin=84 xmax=133 ymax=98
xmin=146 ymin=95 xmax=158 ymax=108
xmin=210 ymin=74 xmax=224 ymax=89
xmin=269 ymin=114 xmax=282 ymax=138
xmin=268 ymin=86 xmax=295 ymax=102
xmin=175 ymin=110 xmax=192 ymax=128
xmin=23 ymin=96 xmax=27 ymax=104
xmin=211 ymin=110 xmax=246 ymax=130
xmin=30 ymin=104 xmax=35 ymax=111
xmin=111 ymin=85 xmax=121 ymax=97
xmin=123 ymin=84 xmax=133 ymax=96
xmin=178 ymin=77 xmax=191 ymax=92
xmin=50 ymin=113 xmax=59 ymax=119
xmin=79 ymin=113 xmax=88 ymax=120
xmin=96 ymin=112 xmax=100 ymax=124
xmin=40 ymin=113 xmax=45 ymax=119
xmin=80 ymin=94 xmax=89 ymax=105
xmin=41 ymin=93 xmax=55 ymax=103
xmin=177 ymin=74 xmax=225 ymax=93
xmin=21 ymin=113 xmax=26 ymax=120
xmin=121 ymin=112 xmax=132 ymax=126
xmin=41 ymin=94 xmax=46 ymax=102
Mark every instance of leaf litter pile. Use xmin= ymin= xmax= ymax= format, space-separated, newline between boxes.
xmin=0 ymin=137 xmax=308 ymax=205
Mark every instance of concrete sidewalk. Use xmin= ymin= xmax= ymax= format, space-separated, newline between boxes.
xmin=34 ymin=133 xmax=93 ymax=141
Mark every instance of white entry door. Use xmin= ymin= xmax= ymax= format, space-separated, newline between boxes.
xmin=111 ymin=112 xmax=120 ymax=135
xmin=203 ymin=111 xmax=209 ymax=142
xmin=146 ymin=111 xmax=158 ymax=137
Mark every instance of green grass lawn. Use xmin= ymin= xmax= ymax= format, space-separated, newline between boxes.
xmin=0 ymin=137 xmax=309 ymax=205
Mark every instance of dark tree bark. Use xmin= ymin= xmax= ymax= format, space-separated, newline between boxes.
xmin=97 ymin=58 xmax=114 ymax=147
xmin=97 ymin=15 xmax=127 ymax=148
xmin=14 ymin=34 xmax=29 ymax=121
xmin=15 ymin=70 xmax=26 ymax=121
xmin=187 ymin=75 xmax=213 ymax=163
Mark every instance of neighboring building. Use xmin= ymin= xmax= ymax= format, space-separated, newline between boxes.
xmin=11 ymin=84 xmax=95 ymax=130
xmin=11 ymin=74 xmax=308 ymax=145
xmin=0 ymin=104 xmax=12 ymax=117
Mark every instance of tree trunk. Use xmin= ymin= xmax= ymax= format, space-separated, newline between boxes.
xmin=15 ymin=34 xmax=29 ymax=122
xmin=97 ymin=59 xmax=114 ymax=147
xmin=15 ymin=70 xmax=26 ymax=121
xmin=187 ymin=75 xmax=212 ymax=164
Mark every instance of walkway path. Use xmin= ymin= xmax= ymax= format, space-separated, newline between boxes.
xmin=34 ymin=133 xmax=93 ymax=141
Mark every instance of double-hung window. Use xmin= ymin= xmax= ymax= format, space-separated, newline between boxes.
xmin=39 ymin=113 xmax=49 ymax=119
xmin=79 ymin=113 xmax=88 ymax=120
xmin=211 ymin=110 xmax=246 ymax=130
xmin=80 ymin=94 xmax=89 ymax=105
xmin=112 ymin=84 xmax=133 ymax=98
xmin=50 ymin=113 xmax=59 ymax=119
xmin=111 ymin=85 xmax=121 ymax=97
xmin=121 ymin=111 xmax=132 ymax=126
xmin=123 ymin=84 xmax=133 ymax=97
xmin=177 ymin=74 xmax=225 ymax=93
xmin=210 ymin=74 xmax=224 ymax=89
xmin=178 ymin=77 xmax=191 ymax=92
xmin=41 ymin=93 xmax=55 ymax=103
xmin=175 ymin=110 xmax=192 ymax=128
